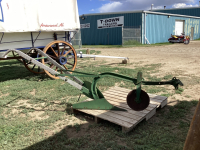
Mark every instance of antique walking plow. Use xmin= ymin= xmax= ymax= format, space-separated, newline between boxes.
xmin=58 ymin=70 xmax=183 ymax=111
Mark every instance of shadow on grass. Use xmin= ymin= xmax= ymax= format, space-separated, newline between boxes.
xmin=21 ymin=100 xmax=198 ymax=150
xmin=0 ymin=64 xmax=50 ymax=82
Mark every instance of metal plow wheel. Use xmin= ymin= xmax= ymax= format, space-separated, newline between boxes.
xmin=127 ymin=89 xmax=150 ymax=111
xmin=23 ymin=48 xmax=45 ymax=74
xmin=41 ymin=40 xmax=77 ymax=79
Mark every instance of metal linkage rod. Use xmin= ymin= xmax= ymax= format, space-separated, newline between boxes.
xmin=77 ymin=53 xmax=128 ymax=60
xmin=142 ymin=77 xmax=184 ymax=89
xmin=2 ymin=49 xmax=84 ymax=86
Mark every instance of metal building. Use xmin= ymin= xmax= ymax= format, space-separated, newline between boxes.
xmin=151 ymin=7 xmax=200 ymax=17
xmin=80 ymin=10 xmax=200 ymax=45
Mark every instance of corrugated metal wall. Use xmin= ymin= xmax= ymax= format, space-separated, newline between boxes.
xmin=80 ymin=13 xmax=142 ymax=45
xmin=152 ymin=8 xmax=200 ymax=17
xmin=145 ymin=14 xmax=200 ymax=44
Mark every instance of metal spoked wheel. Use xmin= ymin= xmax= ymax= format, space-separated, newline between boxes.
xmin=23 ymin=48 xmax=45 ymax=74
xmin=41 ymin=40 xmax=77 ymax=79
xmin=11 ymin=51 xmax=23 ymax=63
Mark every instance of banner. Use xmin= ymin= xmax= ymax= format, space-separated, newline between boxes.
xmin=81 ymin=23 xmax=90 ymax=29
xmin=97 ymin=16 xmax=124 ymax=29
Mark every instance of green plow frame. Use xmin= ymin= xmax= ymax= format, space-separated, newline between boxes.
xmin=57 ymin=71 xmax=183 ymax=111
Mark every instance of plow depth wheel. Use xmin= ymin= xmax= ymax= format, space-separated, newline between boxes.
xmin=127 ymin=89 xmax=150 ymax=111
xmin=23 ymin=48 xmax=45 ymax=74
xmin=41 ymin=40 xmax=77 ymax=79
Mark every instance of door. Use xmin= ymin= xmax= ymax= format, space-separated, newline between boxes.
xmin=175 ymin=20 xmax=184 ymax=35
xmin=191 ymin=27 xmax=194 ymax=40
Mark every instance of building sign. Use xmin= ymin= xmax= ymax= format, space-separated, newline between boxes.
xmin=81 ymin=23 xmax=90 ymax=29
xmin=97 ymin=16 xmax=124 ymax=29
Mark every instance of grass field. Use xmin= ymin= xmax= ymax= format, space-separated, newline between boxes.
xmin=0 ymin=50 xmax=198 ymax=150
xmin=82 ymin=42 xmax=173 ymax=48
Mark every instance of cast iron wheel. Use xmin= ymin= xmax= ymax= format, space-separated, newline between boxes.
xmin=23 ymin=48 xmax=45 ymax=74
xmin=41 ymin=40 xmax=77 ymax=79
xmin=127 ymin=89 xmax=150 ymax=111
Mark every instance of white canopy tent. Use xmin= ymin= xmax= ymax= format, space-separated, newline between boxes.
xmin=0 ymin=0 xmax=81 ymax=51
xmin=0 ymin=0 xmax=80 ymax=32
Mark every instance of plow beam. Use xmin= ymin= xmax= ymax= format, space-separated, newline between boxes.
xmin=57 ymin=71 xmax=184 ymax=111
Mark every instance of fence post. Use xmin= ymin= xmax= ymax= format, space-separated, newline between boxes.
xmin=140 ymin=25 xmax=141 ymax=43
xmin=121 ymin=25 xmax=123 ymax=46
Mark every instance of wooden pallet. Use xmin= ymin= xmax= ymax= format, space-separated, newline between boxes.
xmin=73 ymin=86 xmax=168 ymax=133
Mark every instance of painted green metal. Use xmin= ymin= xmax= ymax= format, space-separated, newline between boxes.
xmin=57 ymin=71 xmax=183 ymax=111
xmin=72 ymin=98 xmax=126 ymax=111
xmin=142 ymin=77 xmax=183 ymax=89
xmin=35 ymin=57 xmax=47 ymax=60
xmin=73 ymin=80 xmax=126 ymax=111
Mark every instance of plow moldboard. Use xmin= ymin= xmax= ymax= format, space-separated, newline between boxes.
xmin=72 ymin=86 xmax=167 ymax=133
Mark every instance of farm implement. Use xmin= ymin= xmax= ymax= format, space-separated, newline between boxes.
xmin=0 ymin=46 xmax=183 ymax=111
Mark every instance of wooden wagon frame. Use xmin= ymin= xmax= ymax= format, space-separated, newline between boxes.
xmin=0 ymin=0 xmax=80 ymax=79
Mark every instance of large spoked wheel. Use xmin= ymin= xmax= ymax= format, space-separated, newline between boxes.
xmin=11 ymin=51 xmax=23 ymax=63
xmin=41 ymin=40 xmax=77 ymax=79
xmin=23 ymin=48 xmax=45 ymax=74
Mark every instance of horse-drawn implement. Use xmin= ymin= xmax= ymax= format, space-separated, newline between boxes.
xmin=0 ymin=0 xmax=183 ymax=112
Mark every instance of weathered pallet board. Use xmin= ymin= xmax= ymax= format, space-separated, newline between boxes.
xmin=72 ymin=86 xmax=167 ymax=133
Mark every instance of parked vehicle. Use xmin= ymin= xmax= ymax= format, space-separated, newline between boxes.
xmin=168 ymin=33 xmax=190 ymax=44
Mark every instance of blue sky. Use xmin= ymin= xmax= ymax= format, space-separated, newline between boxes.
xmin=77 ymin=0 xmax=199 ymax=15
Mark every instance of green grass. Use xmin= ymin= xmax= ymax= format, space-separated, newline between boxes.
xmin=77 ymin=49 xmax=101 ymax=55
xmin=21 ymin=100 xmax=198 ymax=150
xmin=123 ymin=40 xmax=142 ymax=46
xmin=0 ymin=55 xmax=198 ymax=150
xmin=82 ymin=42 xmax=173 ymax=48
xmin=82 ymin=45 xmax=123 ymax=48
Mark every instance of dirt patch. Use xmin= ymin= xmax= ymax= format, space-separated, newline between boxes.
xmin=29 ymin=111 xmax=49 ymax=121
xmin=0 ymin=93 xmax=9 ymax=98
xmin=30 ymin=89 xmax=36 ymax=96
xmin=16 ymin=100 xmax=33 ymax=108
xmin=12 ymin=108 xmax=22 ymax=114
xmin=43 ymin=115 xmax=92 ymax=138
